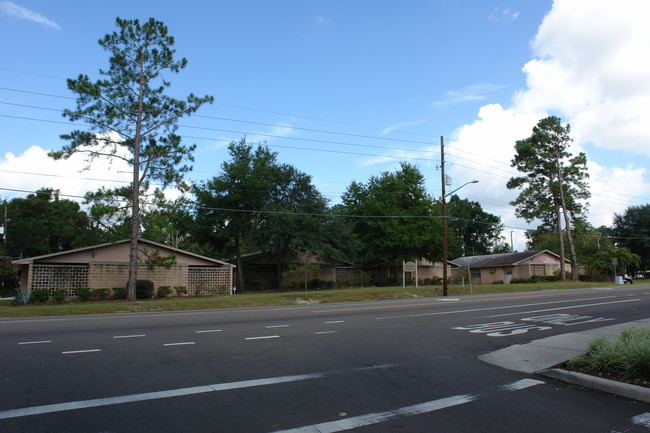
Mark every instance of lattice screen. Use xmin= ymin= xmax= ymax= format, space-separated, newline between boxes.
xmin=188 ymin=267 xmax=231 ymax=295
xmin=32 ymin=265 xmax=89 ymax=296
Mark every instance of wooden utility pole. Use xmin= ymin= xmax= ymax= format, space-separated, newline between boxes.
xmin=440 ymin=136 xmax=448 ymax=296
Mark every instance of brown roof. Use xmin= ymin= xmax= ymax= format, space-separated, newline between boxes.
xmin=449 ymin=250 xmax=567 ymax=268
xmin=12 ymin=238 xmax=234 ymax=267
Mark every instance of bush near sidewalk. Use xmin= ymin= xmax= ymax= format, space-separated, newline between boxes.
xmin=567 ymin=327 xmax=650 ymax=386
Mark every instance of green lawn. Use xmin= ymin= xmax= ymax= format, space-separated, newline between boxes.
xmin=0 ymin=281 xmax=616 ymax=318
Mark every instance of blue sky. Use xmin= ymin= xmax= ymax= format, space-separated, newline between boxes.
xmin=1 ymin=0 xmax=649 ymax=251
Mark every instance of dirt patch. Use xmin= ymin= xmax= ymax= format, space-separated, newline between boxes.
xmin=295 ymin=298 xmax=320 ymax=305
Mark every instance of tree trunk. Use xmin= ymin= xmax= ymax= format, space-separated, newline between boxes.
xmin=556 ymin=162 xmax=579 ymax=280
xmin=126 ymin=62 xmax=146 ymax=303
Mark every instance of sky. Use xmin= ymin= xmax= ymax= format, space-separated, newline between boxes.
xmin=1 ymin=0 xmax=649 ymax=252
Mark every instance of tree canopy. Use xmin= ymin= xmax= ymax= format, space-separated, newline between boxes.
xmin=613 ymin=204 xmax=650 ymax=270
xmin=50 ymin=17 xmax=213 ymax=301
xmin=4 ymin=188 xmax=99 ymax=259
xmin=447 ymin=195 xmax=504 ymax=257
xmin=341 ymin=162 xmax=442 ymax=264
xmin=507 ymin=116 xmax=590 ymax=280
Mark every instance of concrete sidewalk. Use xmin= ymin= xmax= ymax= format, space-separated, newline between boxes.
xmin=479 ymin=318 xmax=650 ymax=403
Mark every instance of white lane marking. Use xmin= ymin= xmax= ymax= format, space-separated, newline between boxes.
xmin=62 ymin=349 xmax=101 ymax=355
xmin=195 ymin=329 xmax=223 ymax=333
xmin=0 ymin=364 xmax=394 ymax=420
xmin=632 ymin=412 xmax=650 ymax=428
xmin=18 ymin=340 xmax=51 ymax=345
xmin=315 ymin=331 xmax=338 ymax=335
xmin=272 ymin=394 xmax=478 ymax=433
xmin=325 ymin=321 xmax=344 ymax=324
xmin=266 ymin=325 xmax=290 ymax=328
xmin=0 ymin=372 xmax=327 ymax=420
xmin=439 ymin=298 xmax=460 ymax=301
xmin=245 ymin=335 xmax=280 ymax=340
xmin=484 ymin=299 xmax=639 ymax=318
xmin=375 ymin=296 xmax=617 ymax=320
xmin=163 ymin=342 xmax=195 ymax=346
xmin=113 ymin=334 xmax=145 ymax=339
xmin=499 ymin=379 xmax=545 ymax=391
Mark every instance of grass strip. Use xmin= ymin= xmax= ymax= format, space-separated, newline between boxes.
xmin=0 ymin=281 xmax=614 ymax=318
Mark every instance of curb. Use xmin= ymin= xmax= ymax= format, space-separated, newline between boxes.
xmin=539 ymin=368 xmax=650 ymax=404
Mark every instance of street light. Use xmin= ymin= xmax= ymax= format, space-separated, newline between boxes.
xmin=442 ymin=180 xmax=478 ymax=296
xmin=445 ymin=180 xmax=479 ymax=198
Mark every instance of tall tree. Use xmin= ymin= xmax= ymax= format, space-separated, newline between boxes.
xmin=254 ymin=163 xmax=331 ymax=288
xmin=447 ymin=195 xmax=504 ymax=256
xmin=50 ymin=18 xmax=213 ymax=301
xmin=193 ymin=139 xmax=278 ymax=291
xmin=341 ymin=162 xmax=442 ymax=264
xmin=507 ymin=116 xmax=590 ymax=280
xmin=613 ymin=204 xmax=650 ymax=270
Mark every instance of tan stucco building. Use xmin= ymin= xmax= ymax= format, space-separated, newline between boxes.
xmin=12 ymin=238 xmax=235 ymax=297
xmin=450 ymin=250 xmax=573 ymax=285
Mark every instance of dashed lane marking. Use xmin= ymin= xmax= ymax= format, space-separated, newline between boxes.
xmin=62 ymin=349 xmax=101 ymax=355
xmin=113 ymin=334 xmax=145 ymax=339
xmin=195 ymin=329 xmax=223 ymax=333
xmin=270 ymin=379 xmax=544 ymax=433
xmin=272 ymin=394 xmax=478 ymax=433
xmin=374 ymin=296 xmax=618 ymax=320
xmin=18 ymin=340 xmax=51 ymax=345
xmin=499 ymin=379 xmax=545 ymax=391
xmin=245 ymin=335 xmax=280 ymax=340
xmin=163 ymin=342 xmax=195 ymax=347
xmin=266 ymin=325 xmax=290 ymax=328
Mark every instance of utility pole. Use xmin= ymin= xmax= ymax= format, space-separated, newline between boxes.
xmin=440 ymin=136 xmax=448 ymax=296
xmin=1 ymin=205 xmax=6 ymax=273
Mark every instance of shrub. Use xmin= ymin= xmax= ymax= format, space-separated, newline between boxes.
xmin=112 ymin=287 xmax=127 ymax=300
xmin=75 ymin=288 xmax=91 ymax=302
xmin=618 ymin=327 xmax=650 ymax=379
xmin=587 ymin=336 xmax=621 ymax=374
xmin=157 ymin=286 xmax=173 ymax=298
xmin=31 ymin=289 xmax=50 ymax=304
xmin=90 ymin=288 xmax=110 ymax=300
xmin=510 ymin=278 xmax=529 ymax=284
xmin=136 ymin=280 xmax=154 ymax=299
xmin=8 ymin=288 xmax=31 ymax=306
xmin=174 ymin=286 xmax=188 ymax=296
xmin=51 ymin=289 xmax=67 ymax=304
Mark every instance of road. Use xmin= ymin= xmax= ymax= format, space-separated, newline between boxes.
xmin=2 ymin=285 xmax=650 ymax=432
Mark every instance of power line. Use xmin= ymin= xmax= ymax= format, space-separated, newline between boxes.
xmin=0 ymin=68 xmax=435 ymax=139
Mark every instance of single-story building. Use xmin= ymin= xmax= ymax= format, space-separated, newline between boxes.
xmin=12 ymin=238 xmax=235 ymax=296
xmin=231 ymin=251 xmax=364 ymax=291
xmin=449 ymin=250 xmax=573 ymax=284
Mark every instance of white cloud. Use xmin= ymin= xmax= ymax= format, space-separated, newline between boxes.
xmin=381 ymin=119 xmax=428 ymax=135
xmin=448 ymin=0 xmax=650 ymax=248
xmin=433 ymin=84 xmax=505 ymax=110
xmin=314 ymin=15 xmax=330 ymax=31
xmin=522 ymin=0 xmax=650 ymax=155
xmin=488 ymin=7 xmax=520 ymax=22
xmin=0 ymin=1 xmax=60 ymax=30
xmin=0 ymin=145 xmax=132 ymax=202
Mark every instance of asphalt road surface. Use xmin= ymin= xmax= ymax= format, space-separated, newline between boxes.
xmin=2 ymin=285 xmax=650 ymax=432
